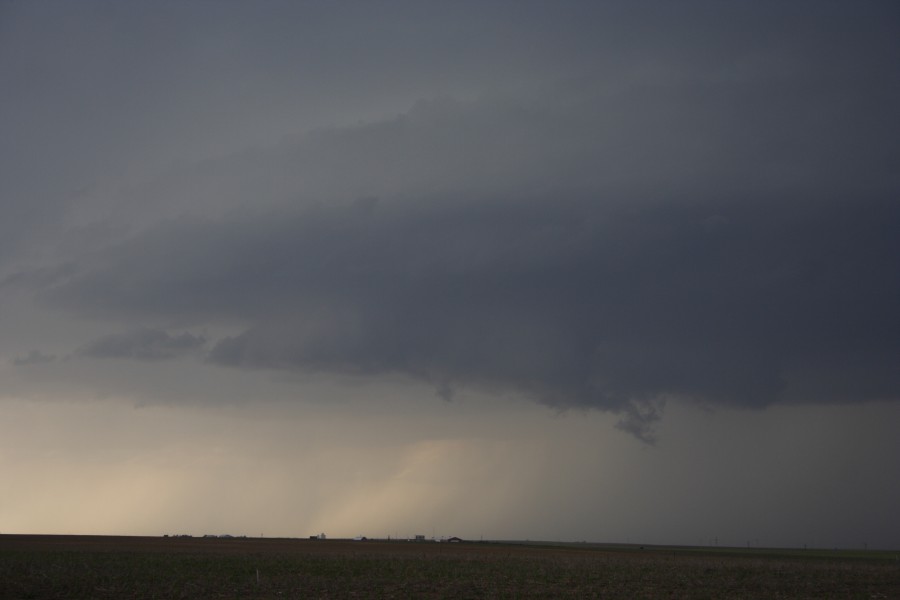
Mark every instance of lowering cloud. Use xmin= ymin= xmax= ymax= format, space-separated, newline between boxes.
xmin=40 ymin=191 xmax=899 ymax=440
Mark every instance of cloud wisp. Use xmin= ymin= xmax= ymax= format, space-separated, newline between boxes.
xmin=12 ymin=350 xmax=57 ymax=367
xmin=76 ymin=328 xmax=207 ymax=361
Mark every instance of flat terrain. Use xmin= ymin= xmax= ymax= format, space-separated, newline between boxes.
xmin=1 ymin=535 xmax=897 ymax=599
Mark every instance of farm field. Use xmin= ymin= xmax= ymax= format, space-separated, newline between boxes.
xmin=1 ymin=534 xmax=897 ymax=599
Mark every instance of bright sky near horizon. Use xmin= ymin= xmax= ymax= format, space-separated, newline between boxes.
xmin=1 ymin=0 xmax=898 ymax=548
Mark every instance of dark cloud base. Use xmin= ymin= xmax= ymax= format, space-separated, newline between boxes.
xmin=36 ymin=192 xmax=900 ymax=441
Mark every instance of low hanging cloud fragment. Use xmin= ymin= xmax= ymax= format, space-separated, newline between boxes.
xmin=76 ymin=328 xmax=207 ymax=361
xmin=12 ymin=350 xmax=57 ymax=366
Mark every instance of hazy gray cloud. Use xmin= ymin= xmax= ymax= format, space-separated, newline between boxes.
xmin=12 ymin=350 xmax=56 ymax=366
xmin=76 ymin=328 xmax=206 ymax=361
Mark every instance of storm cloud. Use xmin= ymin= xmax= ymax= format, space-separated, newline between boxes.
xmin=27 ymin=71 xmax=900 ymax=441
xmin=41 ymin=194 xmax=900 ymax=440
xmin=2 ymin=0 xmax=899 ymax=547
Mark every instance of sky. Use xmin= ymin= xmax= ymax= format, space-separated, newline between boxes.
xmin=1 ymin=0 xmax=899 ymax=549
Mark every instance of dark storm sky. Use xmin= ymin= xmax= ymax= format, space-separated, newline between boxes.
xmin=1 ymin=1 xmax=898 ymax=547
